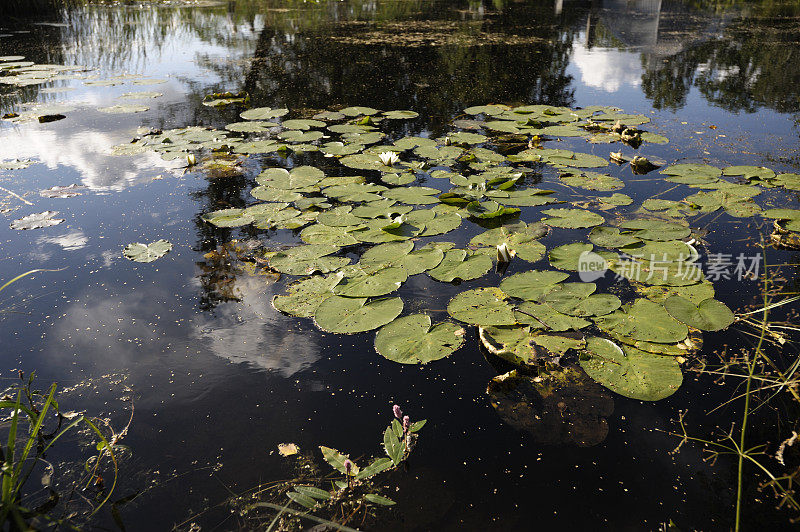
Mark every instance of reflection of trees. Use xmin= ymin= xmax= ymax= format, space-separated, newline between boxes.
xmin=640 ymin=3 xmax=800 ymax=113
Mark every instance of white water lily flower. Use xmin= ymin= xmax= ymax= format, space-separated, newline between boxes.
xmin=379 ymin=151 xmax=400 ymax=166
xmin=496 ymin=243 xmax=515 ymax=263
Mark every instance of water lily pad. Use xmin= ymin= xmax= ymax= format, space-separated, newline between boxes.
xmin=594 ymin=299 xmax=688 ymax=343
xmin=360 ymin=241 xmax=444 ymax=275
xmin=580 ymin=337 xmax=683 ymax=401
xmin=542 ymin=208 xmax=604 ymax=228
xmin=333 ymin=266 xmax=407 ymax=297
xmin=300 ymin=224 xmax=359 ymax=246
xmin=544 ymin=283 xmax=621 ymax=317
xmin=499 ymin=270 xmax=569 ymax=301
xmin=339 ymin=106 xmax=379 ymax=117
xmin=39 ymin=184 xmax=83 ymax=198
xmin=588 ymin=227 xmax=641 ymax=248
xmin=661 ymin=164 xmax=721 ymax=184
xmin=202 ymin=208 xmax=253 ymax=227
xmin=382 ymin=110 xmax=419 ymax=119
xmin=257 ymin=166 xmax=324 ymax=189
xmin=619 ymin=220 xmax=690 ymax=241
xmin=98 ymin=104 xmax=149 ymax=114
xmin=10 ymin=211 xmax=64 ymax=230
xmin=240 ymin=107 xmax=289 ymax=120
xmin=469 ymin=222 xmax=548 ymax=262
xmin=549 ymin=243 xmax=593 ymax=271
xmin=663 ymin=296 xmax=734 ymax=331
xmin=123 ymin=239 xmax=172 ymax=262
xmin=225 ymin=121 xmax=277 ymax=133
xmin=0 ymin=159 xmax=34 ymax=170
xmin=250 ymin=186 xmax=303 ymax=202
xmin=466 ymin=201 xmax=520 ymax=219
xmin=314 ymin=296 xmax=403 ymax=334
xmin=515 ymin=302 xmax=590 ymax=331
xmin=447 ymin=287 xmax=516 ymax=326
xmin=269 ymin=244 xmax=350 ymax=275
xmin=559 ymin=171 xmax=624 ymax=191
xmin=374 ymin=314 xmax=464 ymax=364
xmin=382 ymin=186 xmax=440 ymax=205
xmin=428 ymin=250 xmax=493 ymax=282
xmin=282 ymin=118 xmax=326 ymax=130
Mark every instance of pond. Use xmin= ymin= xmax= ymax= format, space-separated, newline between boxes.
xmin=1 ymin=0 xmax=800 ymax=530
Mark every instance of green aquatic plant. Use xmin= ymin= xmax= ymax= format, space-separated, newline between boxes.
xmin=0 ymin=373 xmax=125 ymax=529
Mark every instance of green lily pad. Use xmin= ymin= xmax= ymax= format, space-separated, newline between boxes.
xmin=300 ymin=224 xmax=360 ymax=246
xmin=593 ymin=299 xmax=688 ymax=343
xmin=544 ymin=283 xmax=621 ymax=317
xmin=548 ymin=243 xmax=593 ymax=271
xmin=240 ymin=107 xmax=289 ymax=120
xmin=225 ymin=121 xmax=277 ymax=133
xmin=542 ymin=208 xmax=604 ymax=228
xmin=272 ymin=274 xmax=340 ymax=318
xmin=257 ymin=166 xmax=324 ymax=189
xmin=250 ymin=186 xmax=303 ymax=202
xmin=469 ymin=222 xmax=548 ymax=262
xmin=314 ymin=296 xmax=403 ymax=334
xmin=123 ymin=239 xmax=172 ymax=262
xmin=589 ymin=227 xmax=641 ymax=248
xmin=339 ymin=106 xmax=379 ymax=116
xmin=374 ymin=314 xmax=465 ymax=364
xmin=559 ymin=171 xmax=624 ymax=191
xmin=98 ymin=104 xmax=149 ymax=114
xmin=269 ymin=244 xmax=350 ymax=275
xmin=360 ymin=242 xmax=444 ymax=275
xmin=201 ymin=208 xmax=252 ymax=227
xmin=515 ymin=302 xmax=590 ymax=331
xmin=333 ymin=266 xmax=407 ymax=297
xmin=663 ymin=296 xmax=735 ymax=331
xmin=580 ymin=337 xmax=683 ymax=401
xmin=499 ymin=270 xmax=568 ymax=301
xmin=382 ymin=110 xmax=419 ymax=120
xmin=382 ymin=186 xmax=440 ymax=205
xmin=619 ymin=220 xmax=691 ymax=241
xmin=428 ymin=250 xmax=493 ymax=282
xmin=447 ymin=287 xmax=516 ymax=326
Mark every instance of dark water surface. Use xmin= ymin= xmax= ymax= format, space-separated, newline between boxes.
xmin=2 ymin=0 xmax=800 ymax=530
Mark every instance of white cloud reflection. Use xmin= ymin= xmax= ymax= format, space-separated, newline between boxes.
xmin=572 ymin=44 xmax=642 ymax=93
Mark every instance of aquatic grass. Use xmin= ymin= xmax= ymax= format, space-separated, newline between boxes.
xmin=666 ymin=242 xmax=800 ymax=528
xmin=0 ymin=373 xmax=124 ymax=529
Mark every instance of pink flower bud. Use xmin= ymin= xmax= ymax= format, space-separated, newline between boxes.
xmin=402 ymin=415 xmax=410 ymax=432
xmin=393 ymin=404 xmax=403 ymax=420
xmin=344 ymin=459 xmax=353 ymax=475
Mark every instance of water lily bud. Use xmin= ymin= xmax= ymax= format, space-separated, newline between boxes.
xmin=496 ymin=243 xmax=514 ymax=263
xmin=187 ymin=153 xmax=197 ymax=166
xmin=393 ymin=404 xmax=403 ymax=419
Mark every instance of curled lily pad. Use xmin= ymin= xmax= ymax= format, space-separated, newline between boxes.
xmin=314 ymin=296 xmax=403 ymax=334
xmin=123 ymin=239 xmax=172 ymax=262
xmin=580 ymin=337 xmax=683 ymax=401
xmin=447 ymin=287 xmax=516 ymax=326
xmin=663 ymin=296 xmax=734 ymax=331
xmin=374 ymin=314 xmax=465 ymax=364
xmin=10 ymin=211 xmax=64 ymax=230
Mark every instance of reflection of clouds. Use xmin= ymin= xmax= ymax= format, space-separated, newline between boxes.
xmin=50 ymin=277 xmax=321 ymax=383
xmin=0 ymin=128 xmax=181 ymax=191
xmin=191 ymin=275 xmax=322 ymax=377
xmin=572 ymin=44 xmax=641 ymax=92
xmin=36 ymin=230 xmax=88 ymax=251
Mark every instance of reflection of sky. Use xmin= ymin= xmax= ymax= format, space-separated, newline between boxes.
xmin=190 ymin=275 xmax=323 ymax=376
xmin=571 ymin=42 xmax=642 ymax=93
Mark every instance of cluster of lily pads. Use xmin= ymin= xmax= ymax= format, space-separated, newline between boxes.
xmin=130 ymin=99 xmax=786 ymax=403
